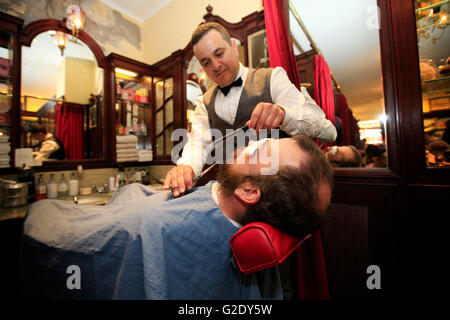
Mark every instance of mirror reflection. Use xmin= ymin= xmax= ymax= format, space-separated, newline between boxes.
xmin=415 ymin=0 xmax=450 ymax=167
xmin=20 ymin=30 xmax=104 ymax=162
xmin=184 ymin=1 xmax=387 ymax=169
xmin=290 ymin=0 xmax=386 ymax=168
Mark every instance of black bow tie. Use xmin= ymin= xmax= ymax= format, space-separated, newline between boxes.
xmin=219 ymin=77 xmax=243 ymax=96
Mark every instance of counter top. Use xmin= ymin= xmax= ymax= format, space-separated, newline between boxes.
xmin=0 ymin=184 xmax=167 ymax=222
xmin=0 ymin=192 xmax=114 ymax=222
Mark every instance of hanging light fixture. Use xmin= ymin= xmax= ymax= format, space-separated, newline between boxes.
xmin=66 ymin=4 xmax=86 ymax=40
xmin=55 ymin=31 xmax=68 ymax=56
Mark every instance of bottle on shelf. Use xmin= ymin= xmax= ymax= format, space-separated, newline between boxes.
xmin=140 ymin=120 xmax=147 ymax=136
xmin=135 ymin=169 xmax=142 ymax=183
xmin=69 ymin=172 xmax=79 ymax=197
xmin=58 ymin=173 xmax=69 ymax=199
xmin=35 ymin=174 xmax=47 ymax=201
xmin=47 ymin=174 xmax=58 ymax=199
xmin=109 ymin=176 xmax=115 ymax=192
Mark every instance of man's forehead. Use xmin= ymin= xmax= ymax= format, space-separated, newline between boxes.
xmin=237 ymin=138 xmax=305 ymax=167
xmin=194 ymin=30 xmax=226 ymax=50
xmin=276 ymin=138 xmax=305 ymax=166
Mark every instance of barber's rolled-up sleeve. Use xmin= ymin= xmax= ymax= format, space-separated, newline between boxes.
xmin=270 ymin=67 xmax=337 ymax=142
xmin=176 ymin=96 xmax=212 ymax=176
xmin=33 ymin=140 xmax=59 ymax=160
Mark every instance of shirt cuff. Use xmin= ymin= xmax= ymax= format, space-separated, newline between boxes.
xmin=176 ymin=157 xmax=204 ymax=177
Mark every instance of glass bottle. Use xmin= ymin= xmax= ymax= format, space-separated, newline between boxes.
xmin=69 ymin=172 xmax=79 ymax=196
xmin=58 ymin=173 xmax=69 ymax=199
xmin=35 ymin=174 xmax=47 ymax=201
xmin=47 ymin=174 xmax=58 ymax=199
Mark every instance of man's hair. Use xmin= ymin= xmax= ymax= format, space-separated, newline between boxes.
xmin=191 ymin=22 xmax=232 ymax=46
xmin=331 ymin=145 xmax=363 ymax=167
xmin=347 ymin=145 xmax=363 ymax=167
xmin=30 ymin=124 xmax=47 ymax=135
xmin=217 ymin=135 xmax=334 ymax=239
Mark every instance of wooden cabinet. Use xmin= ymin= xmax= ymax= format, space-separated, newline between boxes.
xmin=0 ymin=12 xmax=22 ymax=172
xmin=106 ymin=53 xmax=154 ymax=164
xmin=321 ymin=0 xmax=450 ymax=299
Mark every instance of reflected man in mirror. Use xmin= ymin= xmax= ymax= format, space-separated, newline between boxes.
xmin=364 ymin=144 xmax=387 ymax=168
xmin=324 ymin=145 xmax=362 ymax=167
xmin=30 ymin=124 xmax=65 ymax=160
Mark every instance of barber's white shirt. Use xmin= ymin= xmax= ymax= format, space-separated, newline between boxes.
xmin=178 ymin=63 xmax=337 ymax=176
xmin=32 ymin=133 xmax=60 ymax=160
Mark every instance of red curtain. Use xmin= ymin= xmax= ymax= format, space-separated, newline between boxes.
xmin=263 ymin=0 xmax=301 ymax=89
xmin=336 ymin=94 xmax=360 ymax=146
xmin=313 ymin=55 xmax=335 ymax=125
xmin=263 ymin=0 xmax=330 ymax=300
xmin=336 ymin=94 xmax=351 ymax=145
xmin=56 ymin=102 xmax=84 ymax=160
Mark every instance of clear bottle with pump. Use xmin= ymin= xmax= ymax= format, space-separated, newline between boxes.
xmin=47 ymin=174 xmax=58 ymax=199
xmin=35 ymin=174 xmax=47 ymax=200
xmin=69 ymin=172 xmax=79 ymax=196
xmin=58 ymin=173 xmax=69 ymax=199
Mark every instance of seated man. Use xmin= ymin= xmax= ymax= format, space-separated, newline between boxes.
xmin=20 ymin=134 xmax=333 ymax=300
xmin=324 ymin=145 xmax=362 ymax=167
xmin=30 ymin=125 xmax=65 ymax=160
xmin=365 ymin=144 xmax=387 ymax=168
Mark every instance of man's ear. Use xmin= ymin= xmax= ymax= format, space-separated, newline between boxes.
xmin=231 ymin=39 xmax=239 ymax=56
xmin=234 ymin=181 xmax=261 ymax=205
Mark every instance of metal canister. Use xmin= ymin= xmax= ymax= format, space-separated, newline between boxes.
xmin=0 ymin=180 xmax=28 ymax=208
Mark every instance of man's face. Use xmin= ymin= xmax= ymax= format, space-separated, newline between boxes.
xmin=325 ymin=146 xmax=355 ymax=166
xmin=233 ymin=138 xmax=306 ymax=175
xmin=31 ymin=132 xmax=45 ymax=143
xmin=193 ymin=29 xmax=240 ymax=87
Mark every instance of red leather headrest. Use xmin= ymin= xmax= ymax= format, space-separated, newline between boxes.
xmin=229 ymin=222 xmax=311 ymax=275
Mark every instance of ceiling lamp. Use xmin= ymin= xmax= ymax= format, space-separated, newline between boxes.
xmin=115 ymin=68 xmax=138 ymax=78
xmin=55 ymin=31 xmax=68 ymax=56
xmin=66 ymin=4 xmax=86 ymax=40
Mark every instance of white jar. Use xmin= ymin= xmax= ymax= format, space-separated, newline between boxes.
xmin=69 ymin=177 xmax=79 ymax=196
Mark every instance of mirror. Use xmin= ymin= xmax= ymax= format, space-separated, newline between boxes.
xmin=182 ymin=2 xmax=387 ymax=169
xmin=20 ymin=30 xmax=104 ymax=162
xmin=415 ymin=0 xmax=450 ymax=167
xmin=290 ymin=0 xmax=387 ymax=168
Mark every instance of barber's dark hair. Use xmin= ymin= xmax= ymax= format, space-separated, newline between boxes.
xmin=191 ymin=22 xmax=232 ymax=46
xmin=217 ymin=135 xmax=334 ymax=239
xmin=30 ymin=124 xmax=48 ymax=135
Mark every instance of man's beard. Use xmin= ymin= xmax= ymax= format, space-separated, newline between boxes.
xmin=217 ymin=163 xmax=323 ymax=238
xmin=216 ymin=164 xmax=266 ymax=225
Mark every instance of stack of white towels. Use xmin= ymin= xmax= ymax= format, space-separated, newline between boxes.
xmin=116 ymin=135 xmax=138 ymax=162
xmin=0 ymin=135 xmax=10 ymax=168
xmin=138 ymin=149 xmax=153 ymax=162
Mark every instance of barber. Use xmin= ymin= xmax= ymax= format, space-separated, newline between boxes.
xmin=30 ymin=124 xmax=65 ymax=160
xmin=164 ymin=22 xmax=336 ymax=197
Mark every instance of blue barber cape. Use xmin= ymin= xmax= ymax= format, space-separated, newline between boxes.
xmin=20 ymin=182 xmax=282 ymax=300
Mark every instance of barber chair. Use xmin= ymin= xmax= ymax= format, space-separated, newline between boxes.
xmin=230 ymin=222 xmax=329 ymax=300
xmin=230 ymin=222 xmax=310 ymax=275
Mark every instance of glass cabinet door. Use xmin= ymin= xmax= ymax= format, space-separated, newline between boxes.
xmin=153 ymin=76 xmax=174 ymax=157
xmin=115 ymin=67 xmax=152 ymax=161
xmin=0 ymin=30 xmax=13 ymax=169
xmin=415 ymin=0 xmax=450 ymax=167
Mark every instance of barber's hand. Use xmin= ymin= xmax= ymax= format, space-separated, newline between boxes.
xmin=163 ymin=164 xmax=195 ymax=197
xmin=246 ymin=102 xmax=285 ymax=133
